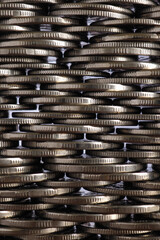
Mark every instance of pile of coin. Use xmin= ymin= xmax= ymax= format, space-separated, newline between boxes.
xmin=0 ymin=0 xmax=160 ymax=239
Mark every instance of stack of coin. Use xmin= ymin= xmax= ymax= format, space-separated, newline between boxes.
xmin=0 ymin=0 xmax=160 ymax=239
xmin=0 ymin=1 xmax=44 ymax=113
xmin=43 ymin=0 xmax=160 ymax=239
xmin=0 ymin=1 xmax=86 ymax=239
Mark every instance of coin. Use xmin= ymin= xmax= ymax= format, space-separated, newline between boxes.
xmin=127 ymin=144 xmax=160 ymax=151
xmin=1 ymin=16 xmax=79 ymax=26
xmin=0 ymin=218 xmax=76 ymax=228
xmin=68 ymin=172 xmax=159 ymax=181
xmin=92 ymin=18 xmax=160 ymax=26
xmin=41 ymin=194 xmax=119 ymax=205
xmin=0 ymin=183 xmax=23 ymax=188
xmin=0 ymin=48 xmax=59 ymax=57
xmin=0 ymin=25 xmax=33 ymax=32
xmin=0 ymin=141 xmax=17 ymax=148
xmin=0 ymin=227 xmax=67 ymax=236
xmin=80 ymin=225 xmax=150 ymax=236
xmin=51 ymin=9 xmax=129 ymax=18
xmin=86 ymin=187 xmax=160 ymax=196
xmin=133 ymin=181 xmax=160 ymax=189
xmin=143 ymin=85 xmax=160 ymax=92
xmin=0 ymin=84 xmax=34 ymax=90
xmin=0 ymin=40 xmax=78 ymax=49
xmin=131 ymin=196 xmax=160 ymax=204
xmin=3 ymin=133 xmax=83 ymax=141
xmin=54 ymin=119 xmax=136 ymax=126
xmin=0 ymin=166 xmax=39 ymax=175
xmin=0 ymin=57 xmax=42 ymax=63
xmin=140 ymin=6 xmax=160 ymax=14
xmin=0 ymin=118 xmax=46 ymax=125
xmin=21 ymin=97 xmax=105 ymax=105
xmin=13 ymin=112 xmax=93 ymax=119
xmin=0 ymin=188 xmax=76 ymax=198
xmin=0 ymin=104 xmax=31 ymax=110
xmin=54 ymin=3 xmax=133 ymax=15
xmin=142 ymin=108 xmax=160 ymax=114
xmin=115 ymin=99 xmax=160 ymax=106
xmin=118 ymin=69 xmax=160 ymax=77
xmin=0 ymin=69 xmax=21 ymax=76
xmin=21 ymin=124 xmax=113 ymax=134
xmin=80 ymin=0 xmax=156 ymax=5
xmin=29 ymin=69 xmax=105 ymax=76
xmin=0 ymin=75 xmax=78 ymax=84
xmin=141 ymin=26 xmax=160 ymax=33
xmin=0 ymin=63 xmax=63 ymax=69
xmin=0 ymin=203 xmax=55 ymax=211
xmin=23 ymin=141 xmax=120 ymax=150
xmin=72 ymin=62 xmax=160 ymax=70
xmin=60 ymin=56 xmax=134 ymax=63
xmin=0 ymin=173 xmax=60 ymax=183
xmin=141 ymin=11 xmax=160 ymax=19
xmin=109 ymin=235 xmax=160 ymax=240
xmin=44 ymin=157 xmax=125 ymax=165
xmin=41 ymin=105 xmax=139 ymax=114
xmin=0 ymin=211 xmax=22 ymax=219
xmin=84 ymin=91 xmax=158 ymax=99
xmin=0 ymin=9 xmax=38 ymax=17
xmin=0 ymin=3 xmax=41 ymax=10
xmin=40 ymin=180 xmax=113 ymax=188
xmin=66 ymin=47 xmax=160 ymax=57
xmin=86 ymin=77 xmax=160 ymax=85
xmin=86 ymin=41 xmax=160 ymax=49
xmin=118 ymin=128 xmax=160 ymax=136
xmin=1 ymin=149 xmax=78 ymax=157
xmin=99 ymin=113 xmax=160 ymax=121
xmin=90 ymin=33 xmax=159 ymax=43
xmin=0 ymin=198 xmax=21 ymax=203
xmin=146 ymin=122 xmax=160 ymax=132
xmin=0 ymin=32 xmax=81 ymax=41
xmin=61 ymin=26 xmax=127 ymax=33
xmin=3 ymin=90 xmax=75 ymax=97
xmin=0 ymin=0 xmax=62 ymax=3
xmin=44 ymin=163 xmax=143 ymax=173
xmin=88 ymin=133 xmax=160 ymax=144
xmin=40 ymin=210 xmax=127 ymax=222
xmin=72 ymin=204 xmax=160 ymax=214
xmin=107 ymin=220 xmax=160 ymax=230
xmin=133 ymin=158 xmax=160 ymax=164
xmin=21 ymin=233 xmax=88 ymax=240
xmin=87 ymin=150 xmax=160 ymax=158
xmin=43 ymin=83 xmax=136 ymax=91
